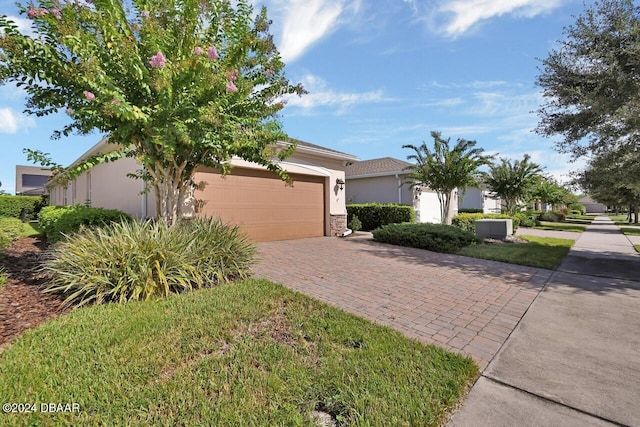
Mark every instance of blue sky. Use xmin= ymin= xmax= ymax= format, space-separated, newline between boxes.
xmin=1 ymin=0 xmax=588 ymax=194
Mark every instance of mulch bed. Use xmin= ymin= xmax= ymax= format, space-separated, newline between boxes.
xmin=0 ymin=237 xmax=69 ymax=350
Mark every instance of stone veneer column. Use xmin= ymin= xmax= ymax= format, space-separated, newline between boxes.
xmin=330 ymin=214 xmax=347 ymax=236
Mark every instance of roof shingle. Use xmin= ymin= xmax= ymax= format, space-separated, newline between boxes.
xmin=345 ymin=157 xmax=412 ymax=177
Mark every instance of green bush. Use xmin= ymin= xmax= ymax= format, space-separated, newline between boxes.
xmin=568 ymin=202 xmax=585 ymax=214
xmin=39 ymin=205 xmax=132 ymax=242
xmin=347 ymin=203 xmax=415 ymax=231
xmin=513 ymin=212 xmax=537 ymax=228
xmin=348 ymin=215 xmax=362 ymax=232
xmin=0 ymin=195 xmax=46 ymax=219
xmin=452 ymin=213 xmax=520 ymax=234
xmin=458 ymin=208 xmax=484 ymax=214
xmin=538 ymin=211 xmax=566 ymax=222
xmin=372 ymin=222 xmax=481 ymax=254
xmin=43 ymin=217 xmax=256 ymax=308
xmin=0 ymin=217 xmax=26 ymax=249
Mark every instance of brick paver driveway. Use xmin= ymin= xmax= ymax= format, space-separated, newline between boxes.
xmin=253 ymin=234 xmax=552 ymax=370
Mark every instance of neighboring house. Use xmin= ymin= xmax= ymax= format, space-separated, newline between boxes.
xmin=47 ymin=138 xmax=359 ymax=242
xmin=458 ymin=186 xmax=501 ymax=214
xmin=579 ymin=196 xmax=607 ymax=214
xmin=15 ymin=165 xmax=53 ymax=195
xmin=344 ymin=157 xmax=457 ymax=224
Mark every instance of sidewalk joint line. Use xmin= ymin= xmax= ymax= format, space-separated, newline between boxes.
xmin=481 ymin=375 xmax=631 ymax=427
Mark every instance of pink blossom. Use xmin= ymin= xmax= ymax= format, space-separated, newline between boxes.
xmin=193 ymin=46 xmax=204 ymax=55
xmin=51 ymin=9 xmax=62 ymax=19
xmin=65 ymin=107 xmax=73 ymax=116
xmin=207 ymin=46 xmax=219 ymax=60
xmin=148 ymin=51 xmax=166 ymax=68
xmin=39 ymin=8 xmax=48 ymax=16
xmin=26 ymin=8 xmax=38 ymax=18
xmin=226 ymin=81 xmax=238 ymax=92
xmin=264 ymin=68 xmax=275 ymax=77
xmin=141 ymin=10 xmax=149 ymax=18
xmin=83 ymin=91 xmax=95 ymax=101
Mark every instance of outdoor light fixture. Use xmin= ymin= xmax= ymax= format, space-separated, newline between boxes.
xmin=336 ymin=178 xmax=345 ymax=190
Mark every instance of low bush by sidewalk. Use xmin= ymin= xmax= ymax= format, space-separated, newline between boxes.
xmin=372 ymin=223 xmax=481 ymax=253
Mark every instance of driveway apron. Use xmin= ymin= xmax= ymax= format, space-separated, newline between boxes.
xmin=449 ymin=216 xmax=640 ymax=427
xmin=253 ymin=234 xmax=552 ymax=371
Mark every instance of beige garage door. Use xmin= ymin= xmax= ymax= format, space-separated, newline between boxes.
xmin=194 ymin=167 xmax=325 ymax=242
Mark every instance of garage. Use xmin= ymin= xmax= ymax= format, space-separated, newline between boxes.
xmin=194 ymin=167 xmax=326 ymax=242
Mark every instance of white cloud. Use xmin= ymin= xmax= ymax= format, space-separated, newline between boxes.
xmin=5 ymin=15 xmax=34 ymax=36
xmin=0 ymin=108 xmax=35 ymax=134
xmin=407 ymin=0 xmax=563 ymax=37
xmin=270 ymin=0 xmax=345 ymax=62
xmin=284 ymin=74 xmax=391 ymax=113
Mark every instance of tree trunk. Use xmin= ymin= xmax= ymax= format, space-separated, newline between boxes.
xmin=147 ymin=162 xmax=192 ymax=226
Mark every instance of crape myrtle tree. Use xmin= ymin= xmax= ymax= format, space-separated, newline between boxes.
xmin=403 ymin=131 xmax=492 ymax=225
xmin=483 ymin=155 xmax=543 ymax=215
xmin=0 ymin=0 xmax=304 ymax=224
xmin=536 ymin=0 xmax=640 ymax=158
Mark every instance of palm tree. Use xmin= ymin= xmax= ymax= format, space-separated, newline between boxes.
xmin=484 ymin=155 xmax=543 ymax=215
xmin=404 ymin=131 xmax=492 ymax=225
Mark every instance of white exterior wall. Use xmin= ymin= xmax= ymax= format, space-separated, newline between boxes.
xmin=459 ymin=187 xmax=501 ymax=214
xmin=415 ymin=188 xmax=458 ymax=223
xmin=49 ymin=157 xmax=155 ymax=219
xmin=345 ymin=175 xmax=413 ymax=205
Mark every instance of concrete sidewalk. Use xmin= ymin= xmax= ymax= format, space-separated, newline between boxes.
xmin=449 ymin=216 xmax=640 ymax=427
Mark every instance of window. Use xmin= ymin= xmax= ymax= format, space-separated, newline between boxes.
xmin=21 ymin=174 xmax=48 ymax=188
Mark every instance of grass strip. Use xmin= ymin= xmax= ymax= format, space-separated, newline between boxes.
xmin=0 ymin=279 xmax=477 ymax=426
xmin=459 ymin=235 xmax=574 ymax=270
xmin=620 ymin=227 xmax=640 ymax=236
xmin=533 ymin=222 xmax=586 ymax=233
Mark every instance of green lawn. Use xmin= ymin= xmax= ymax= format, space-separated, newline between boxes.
xmin=0 ymin=279 xmax=477 ymax=426
xmin=22 ymin=221 xmax=42 ymax=237
xmin=635 ymin=245 xmax=640 ymax=253
xmin=565 ymin=215 xmax=595 ymax=223
xmin=620 ymin=227 xmax=640 ymax=236
xmin=533 ymin=221 xmax=587 ymax=233
xmin=459 ymin=235 xmax=574 ymax=270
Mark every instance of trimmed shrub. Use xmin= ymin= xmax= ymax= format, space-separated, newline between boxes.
xmin=452 ymin=213 xmax=520 ymax=234
xmin=458 ymin=208 xmax=484 ymax=214
xmin=348 ymin=215 xmax=362 ymax=232
xmin=513 ymin=212 xmax=537 ymax=228
xmin=0 ymin=195 xmax=46 ymax=219
xmin=347 ymin=203 xmax=415 ymax=231
xmin=568 ymin=202 xmax=585 ymax=214
xmin=39 ymin=205 xmax=132 ymax=242
xmin=42 ymin=217 xmax=256 ymax=308
xmin=538 ymin=211 xmax=566 ymax=222
xmin=372 ymin=222 xmax=481 ymax=254
xmin=0 ymin=217 xmax=25 ymax=249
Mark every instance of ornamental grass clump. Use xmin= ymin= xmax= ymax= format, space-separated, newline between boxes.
xmin=43 ymin=217 xmax=255 ymax=308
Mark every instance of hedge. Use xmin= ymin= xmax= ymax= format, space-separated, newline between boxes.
xmin=538 ymin=211 xmax=566 ymax=222
xmin=372 ymin=223 xmax=481 ymax=254
xmin=39 ymin=205 xmax=133 ymax=243
xmin=346 ymin=203 xmax=415 ymax=231
xmin=458 ymin=208 xmax=484 ymax=214
xmin=0 ymin=195 xmax=46 ymax=219
xmin=0 ymin=217 xmax=25 ymax=249
xmin=452 ymin=213 xmax=520 ymax=234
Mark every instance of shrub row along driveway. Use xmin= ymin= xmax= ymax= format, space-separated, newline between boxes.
xmin=254 ymin=234 xmax=552 ymax=370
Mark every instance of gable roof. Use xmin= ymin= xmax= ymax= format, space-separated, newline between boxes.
xmin=282 ymin=138 xmax=359 ymax=162
xmin=345 ymin=157 xmax=412 ymax=178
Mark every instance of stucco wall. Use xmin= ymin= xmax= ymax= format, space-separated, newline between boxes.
xmin=415 ymin=188 xmax=458 ymax=223
xmin=459 ymin=188 xmax=483 ymax=210
xmin=345 ymin=175 xmax=413 ymax=205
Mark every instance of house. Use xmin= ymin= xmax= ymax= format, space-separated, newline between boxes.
xmin=458 ymin=186 xmax=501 ymax=214
xmin=579 ymin=196 xmax=607 ymax=214
xmin=344 ymin=157 xmax=457 ymax=224
xmin=15 ymin=165 xmax=53 ymax=195
xmin=47 ymin=137 xmax=359 ymax=242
